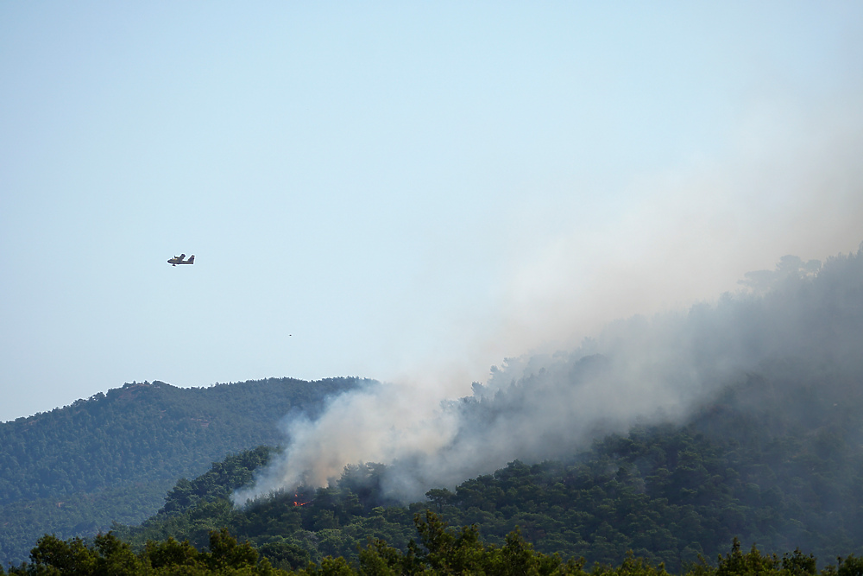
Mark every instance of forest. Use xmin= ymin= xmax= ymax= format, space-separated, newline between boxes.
xmin=5 ymin=512 xmax=863 ymax=575
xmin=0 ymin=377 xmax=364 ymax=567
xmin=3 ymin=247 xmax=863 ymax=574
xmin=109 ymin=391 xmax=863 ymax=574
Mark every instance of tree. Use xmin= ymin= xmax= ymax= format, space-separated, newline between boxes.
xmin=204 ymin=528 xmax=259 ymax=571
xmin=144 ymin=536 xmax=200 ymax=570
xmin=29 ymin=534 xmax=98 ymax=574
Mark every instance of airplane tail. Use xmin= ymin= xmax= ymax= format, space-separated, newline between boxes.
xmin=188 ymin=255 xmax=195 ymax=264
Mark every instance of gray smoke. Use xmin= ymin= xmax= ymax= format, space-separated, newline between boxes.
xmin=231 ymin=54 xmax=863 ymax=509
xmin=233 ymin=244 xmax=863 ymax=505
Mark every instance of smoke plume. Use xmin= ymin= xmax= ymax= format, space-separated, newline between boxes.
xmin=233 ymin=244 xmax=863 ymax=505
xmin=233 ymin=93 xmax=863 ymax=506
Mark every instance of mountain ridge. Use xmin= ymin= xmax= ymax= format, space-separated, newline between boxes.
xmin=0 ymin=376 xmax=365 ymax=566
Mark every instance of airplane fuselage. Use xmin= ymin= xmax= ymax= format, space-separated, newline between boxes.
xmin=168 ymin=254 xmax=195 ymax=266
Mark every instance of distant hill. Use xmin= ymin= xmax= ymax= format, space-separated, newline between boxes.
xmin=7 ymin=246 xmax=863 ymax=571
xmin=115 ymin=247 xmax=863 ymax=573
xmin=118 ymin=366 xmax=863 ymax=573
xmin=0 ymin=377 xmax=365 ymax=566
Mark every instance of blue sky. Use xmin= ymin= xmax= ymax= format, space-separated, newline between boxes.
xmin=2 ymin=2 xmax=862 ymax=422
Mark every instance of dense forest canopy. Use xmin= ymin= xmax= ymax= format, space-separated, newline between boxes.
xmin=92 ymin=245 xmax=863 ymax=573
xmin=0 ymin=377 xmax=363 ymax=567
xmin=236 ymin=246 xmax=863 ymax=505
xmin=117 ymin=404 xmax=863 ymax=572
xmin=4 ymin=245 xmax=863 ymax=572
xmin=7 ymin=512 xmax=863 ymax=576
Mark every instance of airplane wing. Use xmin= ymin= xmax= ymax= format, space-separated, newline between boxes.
xmin=167 ymin=253 xmax=193 ymax=265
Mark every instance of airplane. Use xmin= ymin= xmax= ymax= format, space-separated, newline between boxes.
xmin=167 ymin=254 xmax=195 ymax=266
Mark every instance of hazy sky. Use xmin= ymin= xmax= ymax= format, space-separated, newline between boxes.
xmin=2 ymin=2 xmax=862 ymax=423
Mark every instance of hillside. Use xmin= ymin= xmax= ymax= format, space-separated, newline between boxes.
xmin=115 ymin=248 xmax=863 ymax=572
xmin=6 ymin=246 xmax=862 ymax=570
xmin=0 ymin=377 xmax=364 ymax=566
xmin=10 ymin=513 xmax=862 ymax=576
xmin=118 ymin=379 xmax=863 ymax=574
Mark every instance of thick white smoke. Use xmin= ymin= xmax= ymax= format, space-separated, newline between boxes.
xmin=234 ymin=244 xmax=863 ymax=505
xmin=233 ymin=97 xmax=863 ymax=506
xmin=232 ymin=380 xmax=460 ymax=503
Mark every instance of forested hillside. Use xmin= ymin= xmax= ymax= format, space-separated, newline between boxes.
xmin=232 ymin=249 xmax=863 ymax=509
xmin=6 ymin=247 xmax=862 ymax=572
xmin=0 ymin=377 xmax=364 ymax=566
xmin=9 ymin=512 xmax=863 ymax=576
xmin=111 ymin=248 xmax=863 ymax=573
xmin=13 ymin=512 xmax=863 ymax=576
xmin=118 ymin=385 xmax=863 ymax=574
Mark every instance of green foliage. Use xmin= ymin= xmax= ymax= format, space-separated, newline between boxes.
xmin=144 ymin=536 xmax=200 ymax=570
xmin=29 ymin=534 xmax=98 ymax=574
xmin=0 ymin=377 xmax=364 ymax=567
xmin=207 ymin=527 xmax=259 ymax=571
xmin=258 ymin=539 xmax=311 ymax=571
xmin=9 ymin=511 xmax=863 ymax=576
xmin=8 ymin=248 xmax=863 ymax=571
xmin=12 ymin=529 xmax=284 ymax=575
xmin=114 ymin=402 xmax=863 ymax=574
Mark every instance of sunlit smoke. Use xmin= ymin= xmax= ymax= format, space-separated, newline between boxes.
xmin=232 ymin=380 xmax=460 ymax=504
xmin=233 ymin=95 xmax=863 ymax=506
xmin=234 ymin=242 xmax=862 ymax=505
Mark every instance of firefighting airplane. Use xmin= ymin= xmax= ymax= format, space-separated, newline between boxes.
xmin=167 ymin=254 xmax=195 ymax=266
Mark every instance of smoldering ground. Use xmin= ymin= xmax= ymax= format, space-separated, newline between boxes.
xmin=233 ymin=244 xmax=863 ymax=505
